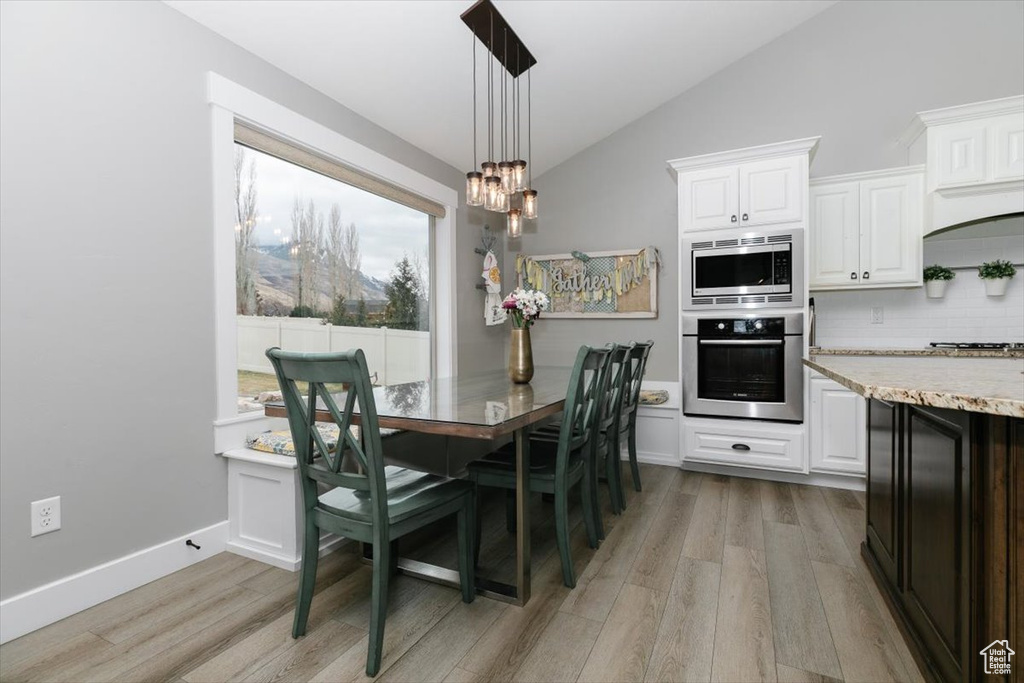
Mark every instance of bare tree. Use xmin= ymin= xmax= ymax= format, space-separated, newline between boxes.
xmin=341 ymin=222 xmax=361 ymax=299
xmin=326 ymin=203 xmax=345 ymax=305
xmin=289 ymin=196 xmax=323 ymax=313
xmin=234 ymin=147 xmax=259 ymax=315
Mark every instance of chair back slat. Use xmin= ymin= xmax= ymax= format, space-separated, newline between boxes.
xmin=267 ymin=347 xmax=386 ymax=518
xmin=599 ymin=344 xmax=631 ymax=436
xmin=556 ymin=346 xmax=612 ymax=480
xmin=622 ymin=340 xmax=654 ymax=418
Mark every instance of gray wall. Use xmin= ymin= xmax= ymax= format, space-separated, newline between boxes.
xmin=516 ymin=0 xmax=1024 ymax=380
xmin=0 ymin=0 xmax=501 ymax=600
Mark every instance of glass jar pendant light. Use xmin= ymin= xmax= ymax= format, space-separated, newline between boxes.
xmin=465 ymin=25 xmax=483 ymax=207
xmin=483 ymin=176 xmax=502 ymax=211
xmin=507 ymin=208 xmax=522 ymax=237
xmin=522 ymin=189 xmax=538 ymax=220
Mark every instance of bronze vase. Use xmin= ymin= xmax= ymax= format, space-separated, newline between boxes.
xmin=508 ymin=326 xmax=534 ymax=384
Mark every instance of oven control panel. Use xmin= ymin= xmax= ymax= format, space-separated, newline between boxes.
xmin=697 ymin=318 xmax=786 ymax=338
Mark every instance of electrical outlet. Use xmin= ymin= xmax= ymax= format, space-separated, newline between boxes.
xmin=871 ymin=307 xmax=884 ymax=324
xmin=31 ymin=496 xmax=61 ymax=537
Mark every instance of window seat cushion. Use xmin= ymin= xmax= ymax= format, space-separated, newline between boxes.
xmin=246 ymin=424 xmax=403 ymax=456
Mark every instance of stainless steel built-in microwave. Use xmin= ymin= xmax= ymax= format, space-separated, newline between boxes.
xmin=682 ymin=228 xmax=803 ymax=310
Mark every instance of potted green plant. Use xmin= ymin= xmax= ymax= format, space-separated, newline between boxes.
xmin=923 ymin=264 xmax=955 ymax=299
xmin=978 ymin=259 xmax=1017 ymax=296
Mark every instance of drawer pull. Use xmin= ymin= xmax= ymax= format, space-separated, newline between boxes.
xmin=731 ymin=443 xmax=751 ymax=451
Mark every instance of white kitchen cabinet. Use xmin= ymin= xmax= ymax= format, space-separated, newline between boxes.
xmin=808 ymin=372 xmax=866 ymax=476
xmin=682 ymin=416 xmax=805 ymax=473
xmin=738 ymin=156 xmax=804 ymax=227
xmin=809 ymin=181 xmax=860 ymax=288
xmin=678 ymin=166 xmax=739 ymax=232
xmin=809 ymin=167 xmax=923 ymax=290
xmin=670 ymin=138 xmax=820 ymax=234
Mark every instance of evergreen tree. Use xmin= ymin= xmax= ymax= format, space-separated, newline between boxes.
xmin=383 ymin=256 xmax=421 ymax=330
xmin=329 ymin=294 xmax=351 ymax=326
xmin=356 ymin=297 xmax=369 ymax=327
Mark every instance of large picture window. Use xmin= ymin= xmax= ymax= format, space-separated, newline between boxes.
xmin=232 ymin=136 xmax=433 ymax=413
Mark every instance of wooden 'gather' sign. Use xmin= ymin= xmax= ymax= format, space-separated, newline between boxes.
xmin=516 ymin=247 xmax=660 ymax=318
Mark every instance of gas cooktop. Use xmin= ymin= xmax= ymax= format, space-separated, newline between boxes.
xmin=929 ymin=342 xmax=1024 ymax=349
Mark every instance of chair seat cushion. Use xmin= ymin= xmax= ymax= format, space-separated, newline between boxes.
xmin=246 ymin=424 xmax=402 ymax=456
xmin=467 ymin=441 xmax=582 ymax=481
xmin=318 ymin=466 xmax=471 ymax=524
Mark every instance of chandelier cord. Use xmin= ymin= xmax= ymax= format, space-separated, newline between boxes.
xmin=528 ymin=66 xmax=532 ymax=188
xmin=472 ymin=30 xmax=476 ymax=168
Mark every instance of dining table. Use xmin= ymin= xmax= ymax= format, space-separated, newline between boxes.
xmin=264 ymin=367 xmax=573 ymax=607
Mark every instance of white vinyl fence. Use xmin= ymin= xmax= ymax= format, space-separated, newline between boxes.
xmin=237 ymin=316 xmax=430 ymax=385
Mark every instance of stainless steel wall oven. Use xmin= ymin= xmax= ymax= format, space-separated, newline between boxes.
xmin=683 ymin=312 xmax=804 ymax=422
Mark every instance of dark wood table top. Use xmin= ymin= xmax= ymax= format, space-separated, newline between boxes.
xmin=264 ymin=367 xmax=572 ymax=440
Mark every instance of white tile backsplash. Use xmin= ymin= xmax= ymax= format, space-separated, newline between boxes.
xmin=814 ymin=234 xmax=1024 ymax=348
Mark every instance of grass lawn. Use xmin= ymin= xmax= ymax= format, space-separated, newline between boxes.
xmin=237 ymin=370 xmax=350 ymax=399
xmin=237 ymin=370 xmax=282 ymax=398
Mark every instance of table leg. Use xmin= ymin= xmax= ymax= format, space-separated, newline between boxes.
xmin=360 ymin=427 xmax=534 ymax=607
xmin=514 ymin=425 xmax=531 ymax=606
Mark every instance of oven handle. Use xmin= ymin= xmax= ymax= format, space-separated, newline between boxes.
xmin=698 ymin=339 xmax=783 ymax=346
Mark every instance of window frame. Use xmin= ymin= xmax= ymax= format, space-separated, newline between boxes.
xmin=208 ymin=73 xmax=458 ymax=453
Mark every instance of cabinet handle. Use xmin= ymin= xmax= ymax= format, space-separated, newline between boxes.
xmin=850 ymin=272 xmax=857 ymax=280
xmin=863 ymin=271 xmax=870 ymax=280
xmin=741 ymin=213 xmax=749 ymax=221
xmin=730 ymin=215 xmax=737 ymax=223
xmin=731 ymin=443 xmax=751 ymax=451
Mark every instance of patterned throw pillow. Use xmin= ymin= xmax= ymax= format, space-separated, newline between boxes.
xmin=638 ymin=389 xmax=669 ymax=405
xmin=246 ymin=424 xmax=402 ymax=456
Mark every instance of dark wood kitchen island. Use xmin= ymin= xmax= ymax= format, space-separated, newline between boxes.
xmin=806 ymin=353 xmax=1023 ymax=683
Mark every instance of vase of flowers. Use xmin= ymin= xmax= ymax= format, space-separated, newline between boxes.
xmin=923 ymin=264 xmax=955 ymax=298
xmin=502 ymin=287 xmax=550 ymax=383
xmin=978 ymin=259 xmax=1016 ymax=296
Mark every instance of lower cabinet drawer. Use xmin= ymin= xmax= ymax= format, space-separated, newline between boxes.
xmin=683 ymin=419 xmax=805 ymax=472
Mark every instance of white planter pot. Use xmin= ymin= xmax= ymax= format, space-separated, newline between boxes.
xmin=925 ymin=280 xmax=949 ymax=299
xmin=983 ymin=277 xmax=1011 ymax=297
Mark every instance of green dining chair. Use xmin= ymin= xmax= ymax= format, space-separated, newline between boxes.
xmin=597 ymin=343 xmax=633 ymax=516
xmin=619 ymin=340 xmax=654 ymax=491
xmin=266 ymin=347 xmax=475 ymax=677
xmin=468 ymin=345 xmax=609 ymax=588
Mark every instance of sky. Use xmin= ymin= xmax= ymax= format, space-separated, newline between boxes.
xmin=237 ymin=144 xmax=430 ymax=283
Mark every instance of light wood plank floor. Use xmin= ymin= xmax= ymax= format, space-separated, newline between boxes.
xmin=0 ymin=465 xmax=924 ymax=683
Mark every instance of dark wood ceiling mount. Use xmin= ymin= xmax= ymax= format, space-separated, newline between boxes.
xmin=461 ymin=0 xmax=536 ymax=77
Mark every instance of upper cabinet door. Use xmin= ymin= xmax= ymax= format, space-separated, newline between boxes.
xmin=933 ymin=123 xmax=986 ymax=189
xmin=809 ymin=182 xmax=861 ymax=289
xmin=859 ymin=173 xmax=923 ymax=286
xmin=738 ymin=156 xmax=803 ymax=227
xmin=679 ymin=167 xmax=739 ymax=232
xmin=992 ymin=113 xmax=1024 ymax=181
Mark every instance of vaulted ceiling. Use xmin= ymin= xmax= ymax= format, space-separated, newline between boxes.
xmin=166 ymin=0 xmax=835 ymax=177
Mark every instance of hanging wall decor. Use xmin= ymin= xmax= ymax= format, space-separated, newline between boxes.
xmin=516 ymin=247 xmax=660 ymax=318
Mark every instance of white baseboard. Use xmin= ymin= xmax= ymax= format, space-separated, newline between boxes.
xmin=226 ymin=534 xmax=348 ymax=571
xmin=0 ymin=521 xmax=229 ymax=644
xmin=632 ymin=451 xmax=683 ymax=468
xmin=681 ymin=460 xmax=866 ymax=491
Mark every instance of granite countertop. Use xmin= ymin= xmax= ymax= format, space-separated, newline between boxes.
xmin=809 ymin=346 xmax=1024 ymax=359
xmin=805 ymin=354 xmax=1024 ymax=418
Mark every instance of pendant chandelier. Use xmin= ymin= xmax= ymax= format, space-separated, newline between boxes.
xmin=462 ymin=0 xmax=538 ymax=236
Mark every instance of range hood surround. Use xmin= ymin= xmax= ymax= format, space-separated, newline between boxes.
xmin=899 ymin=95 xmax=1024 ymax=235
